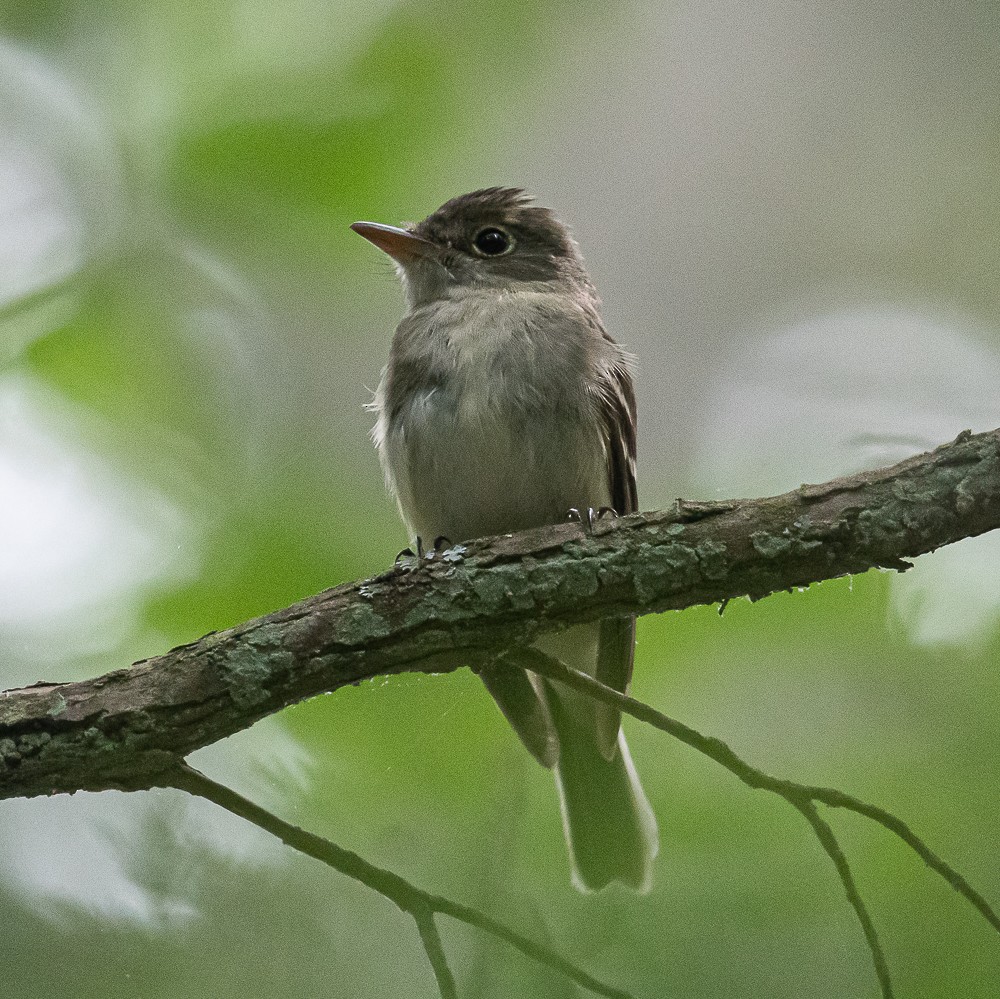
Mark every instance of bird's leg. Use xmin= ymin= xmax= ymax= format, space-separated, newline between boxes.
xmin=568 ymin=506 xmax=621 ymax=536
xmin=394 ymin=535 xmax=425 ymax=570
xmin=431 ymin=535 xmax=453 ymax=553
xmin=567 ymin=507 xmax=601 ymax=534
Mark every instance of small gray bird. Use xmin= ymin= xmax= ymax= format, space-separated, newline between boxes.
xmin=352 ymin=188 xmax=658 ymax=892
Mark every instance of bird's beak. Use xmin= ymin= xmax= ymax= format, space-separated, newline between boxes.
xmin=350 ymin=221 xmax=438 ymax=263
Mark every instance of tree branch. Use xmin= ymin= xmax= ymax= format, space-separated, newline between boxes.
xmin=792 ymin=801 xmax=893 ymax=999
xmin=413 ymin=910 xmax=458 ymax=999
xmin=4 ymin=427 xmax=999 ymax=995
xmin=171 ymin=764 xmax=632 ymax=999
xmin=512 ymin=648 xmax=1000 ymax=935
xmin=514 ymin=649 xmax=999 ymax=996
xmin=1 ymin=427 xmax=998 ymax=799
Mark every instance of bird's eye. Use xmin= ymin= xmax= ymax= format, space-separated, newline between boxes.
xmin=472 ymin=227 xmax=513 ymax=256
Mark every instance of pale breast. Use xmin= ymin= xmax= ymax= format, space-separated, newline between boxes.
xmin=377 ymin=291 xmax=614 ymax=544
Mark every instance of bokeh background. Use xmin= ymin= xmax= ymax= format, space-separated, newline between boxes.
xmin=3 ymin=2 xmax=1000 ymax=996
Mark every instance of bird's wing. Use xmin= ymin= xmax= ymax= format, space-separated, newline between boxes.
xmin=597 ymin=358 xmax=638 ymax=517
xmin=593 ymin=355 xmax=639 ymax=756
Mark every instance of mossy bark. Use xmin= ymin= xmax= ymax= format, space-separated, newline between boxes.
xmin=2 ymin=428 xmax=997 ymax=800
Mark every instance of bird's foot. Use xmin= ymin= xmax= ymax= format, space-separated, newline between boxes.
xmin=394 ymin=536 xmax=425 ymax=571
xmin=567 ymin=507 xmax=618 ymax=535
xmin=395 ymin=535 xmax=456 ymax=571
xmin=394 ymin=548 xmax=420 ymax=571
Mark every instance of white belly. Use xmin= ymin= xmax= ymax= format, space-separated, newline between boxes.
xmin=383 ymin=387 xmax=610 ymax=544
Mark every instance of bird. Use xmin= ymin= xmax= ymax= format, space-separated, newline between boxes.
xmin=352 ymin=187 xmax=657 ymax=892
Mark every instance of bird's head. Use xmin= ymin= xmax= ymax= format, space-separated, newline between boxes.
xmin=352 ymin=187 xmax=595 ymax=308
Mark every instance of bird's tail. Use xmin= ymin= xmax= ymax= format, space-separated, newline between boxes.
xmin=547 ymin=680 xmax=659 ymax=893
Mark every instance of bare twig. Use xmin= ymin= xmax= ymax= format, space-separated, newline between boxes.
xmin=169 ymin=764 xmax=633 ymax=999
xmin=413 ymin=909 xmax=457 ymax=999
xmin=801 ymin=786 xmax=1000 ymax=934
xmin=793 ymin=800 xmax=893 ymax=998
xmin=513 ymin=650 xmax=999 ymax=995
xmin=516 ymin=651 xmax=1000 ymax=933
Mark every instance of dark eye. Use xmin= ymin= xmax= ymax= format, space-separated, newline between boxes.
xmin=472 ymin=227 xmax=512 ymax=256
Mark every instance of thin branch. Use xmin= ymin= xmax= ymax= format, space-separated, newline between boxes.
xmin=3 ymin=427 xmax=1000 ymax=801
xmin=793 ymin=799 xmax=893 ymax=999
xmin=515 ymin=650 xmax=1000 ymax=939
xmin=800 ymin=786 xmax=1000 ymax=934
xmin=169 ymin=764 xmax=633 ymax=999
xmin=413 ymin=909 xmax=457 ymax=999
xmin=429 ymin=899 xmax=633 ymax=999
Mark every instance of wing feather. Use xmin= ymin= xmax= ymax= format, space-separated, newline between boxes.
xmin=593 ymin=345 xmax=638 ymax=756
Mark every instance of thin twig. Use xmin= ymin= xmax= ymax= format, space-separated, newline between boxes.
xmin=797 ymin=784 xmax=1000 ymax=935
xmin=515 ymin=650 xmax=1000 ymax=935
xmin=512 ymin=648 xmax=999 ymax=990
xmin=169 ymin=764 xmax=633 ymax=999
xmin=793 ymin=799 xmax=893 ymax=998
xmin=426 ymin=896 xmax=633 ymax=999
xmin=413 ymin=908 xmax=457 ymax=999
